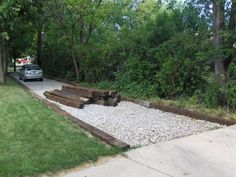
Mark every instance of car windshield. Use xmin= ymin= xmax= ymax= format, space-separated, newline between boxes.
xmin=25 ymin=65 xmax=41 ymax=70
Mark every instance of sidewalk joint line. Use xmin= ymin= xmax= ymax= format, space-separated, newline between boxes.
xmin=126 ymin=157 xmax=174 ymax=177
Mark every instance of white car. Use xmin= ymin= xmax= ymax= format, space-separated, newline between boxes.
xmin=19 ymin=64 xmax=43 ymax=82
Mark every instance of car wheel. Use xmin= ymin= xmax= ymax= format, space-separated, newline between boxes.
xmin=19 ymin=76 xmax=22 ymax=80
xmin=39 ymin=78 xmax=43 ymax=81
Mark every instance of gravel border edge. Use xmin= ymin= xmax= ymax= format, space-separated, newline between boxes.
xmin=121 ymin=97 xmax=235 ymax=126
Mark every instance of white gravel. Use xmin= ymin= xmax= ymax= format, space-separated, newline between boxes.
xmin=12 ymin=73 xmax=225 ymax=147
xmin=58 ymin=101 xmax=224 ymax=147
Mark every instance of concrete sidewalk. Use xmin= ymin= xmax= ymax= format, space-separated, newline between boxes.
xmin=62 ymin=125 xmax=236 ymax=177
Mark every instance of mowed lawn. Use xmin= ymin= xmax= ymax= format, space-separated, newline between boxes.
xmin=0 ymin=78 xmax=121 ymax=177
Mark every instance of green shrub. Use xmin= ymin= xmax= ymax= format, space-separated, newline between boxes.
xmin=65 ymin=70 xmax=76 ymax=81
xmin=154 ymin=33 xmax=205 ymax=98
xmin=175 ymin=94 xmax=200 ymax=108
xmin=117 ymin=57 xmax=156 ymax=84
xmin=227 ymin=62 xmax=236 ymax=109
xmin=113 ymin=57 xmax=156 ymax=98
xmin=197 ymin=76 xmax=236 ymax=110
xmin=225 ymin=81 xmax=236 ymax=110
xmin=200 ymin=80 xmax=221 ymax=108
xmin=114 ymin=80 xmax=155 ymax=99
xmin=96 ymin=81 xmax=114 ymax=90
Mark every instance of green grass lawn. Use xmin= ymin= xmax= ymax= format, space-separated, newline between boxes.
xmin=0 ymin=78 xmax=121 ymax=177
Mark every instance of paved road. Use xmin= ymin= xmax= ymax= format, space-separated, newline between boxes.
xmin=12 ymin=72 xmax=68 ymax=97
xmin=61 ymin=125 xmax=236 ymax=177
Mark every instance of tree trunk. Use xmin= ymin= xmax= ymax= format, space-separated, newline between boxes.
xmin=0 ymin=50 xmax=4 ymax=83
xmin=72 ymin=49 xmax=80 ymax=80
xmin=4 ymin=42 xmax=8 ymax=74
xmin=79 ymin=18 xmax=84 ymax=44
xmin=71 ymin=23 xmax=80 ymax=81
xmin=213 ymin=0 xmax=225 ymax=85
xmin=0 ymin=42 xmax=6 ymax=84
xmin=13 ymin=49 xmax=16 ymax=72
xmin=37 ymin=25 xmax=43 ymax=66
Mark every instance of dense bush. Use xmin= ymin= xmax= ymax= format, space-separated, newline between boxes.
xmin=225 ymin=81 xmax=236 ymax=109
xmin=116 ymin=57 xmax=156 ymax=83
xmin=229 ymin=84 xmax=236 ymax=109
xmin=154 ymin=33 xmax=205 ymax=98
xmin=199 ymin=76 xmax=221 ymax=108
xmin=114 ymin=57 xmax=156 ymax=98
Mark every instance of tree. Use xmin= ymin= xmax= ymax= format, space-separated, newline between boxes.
xmin=46 ymin=0 xmax=106 ymax=80
xmin=185 ymin=0 xmax=235 ymax=85
xmin=9 ymin=18 xmax=35 ymax=72
xmin=0 ymin=40 xmax=8 ymax=84
xmin=225 ymin=0 xmax=236 ymax=73
xmin=0 ymin=0 xmax=17 ymax=83
xmin=213 ymin=0 xmax=225 ymax=85
xmin=28 ymin=0 xmax=48 ymax=67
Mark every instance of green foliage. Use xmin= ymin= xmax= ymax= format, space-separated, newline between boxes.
xmin=65 ymin=70 xmax=76 ymax=81
xmin=225 ymin=80 xmax=236 ymax=110
xmin=98 ymin=80 xmax=156 ymax=99
xmin=114 ymin=79 xmax=156 ymax=99
xmin=114 ymin=57 xmax=156 ymax=98
xmin=154 ymin=33 xmax=205 ymax=98
xmin=117 ymin=57 xmax=155 ymax=84
xmin=197 ymin=75 xmax=236 ymax=110
xmin=200 ymin=77 xmax=221 ymax=108
xmin=148 ymin=10 xmax=183 ymax=47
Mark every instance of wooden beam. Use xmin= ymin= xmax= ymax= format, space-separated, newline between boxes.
xmin=62 ymin=85 xmax=110 ymax=98
xmin=44 ymin=91 xmax=84 ymax=109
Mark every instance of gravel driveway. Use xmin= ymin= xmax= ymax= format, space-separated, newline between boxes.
xmin=12 ymin=73 xmax=224 ymax=147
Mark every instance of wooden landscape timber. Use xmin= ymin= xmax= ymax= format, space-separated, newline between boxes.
xmin=44 ymin=91 xmax=84 ymax=109
xmin=44 ymin=86 xmax=121 ymax=108
xmin=62 ymin=85 xmax=118 ymax=98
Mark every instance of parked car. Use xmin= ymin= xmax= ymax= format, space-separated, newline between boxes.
xmin=19 ymin=64 xmax=43 ymax=82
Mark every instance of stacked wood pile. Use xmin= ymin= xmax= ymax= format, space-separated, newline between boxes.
xmin=44 ymin=85 xmax=121 ymax=109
